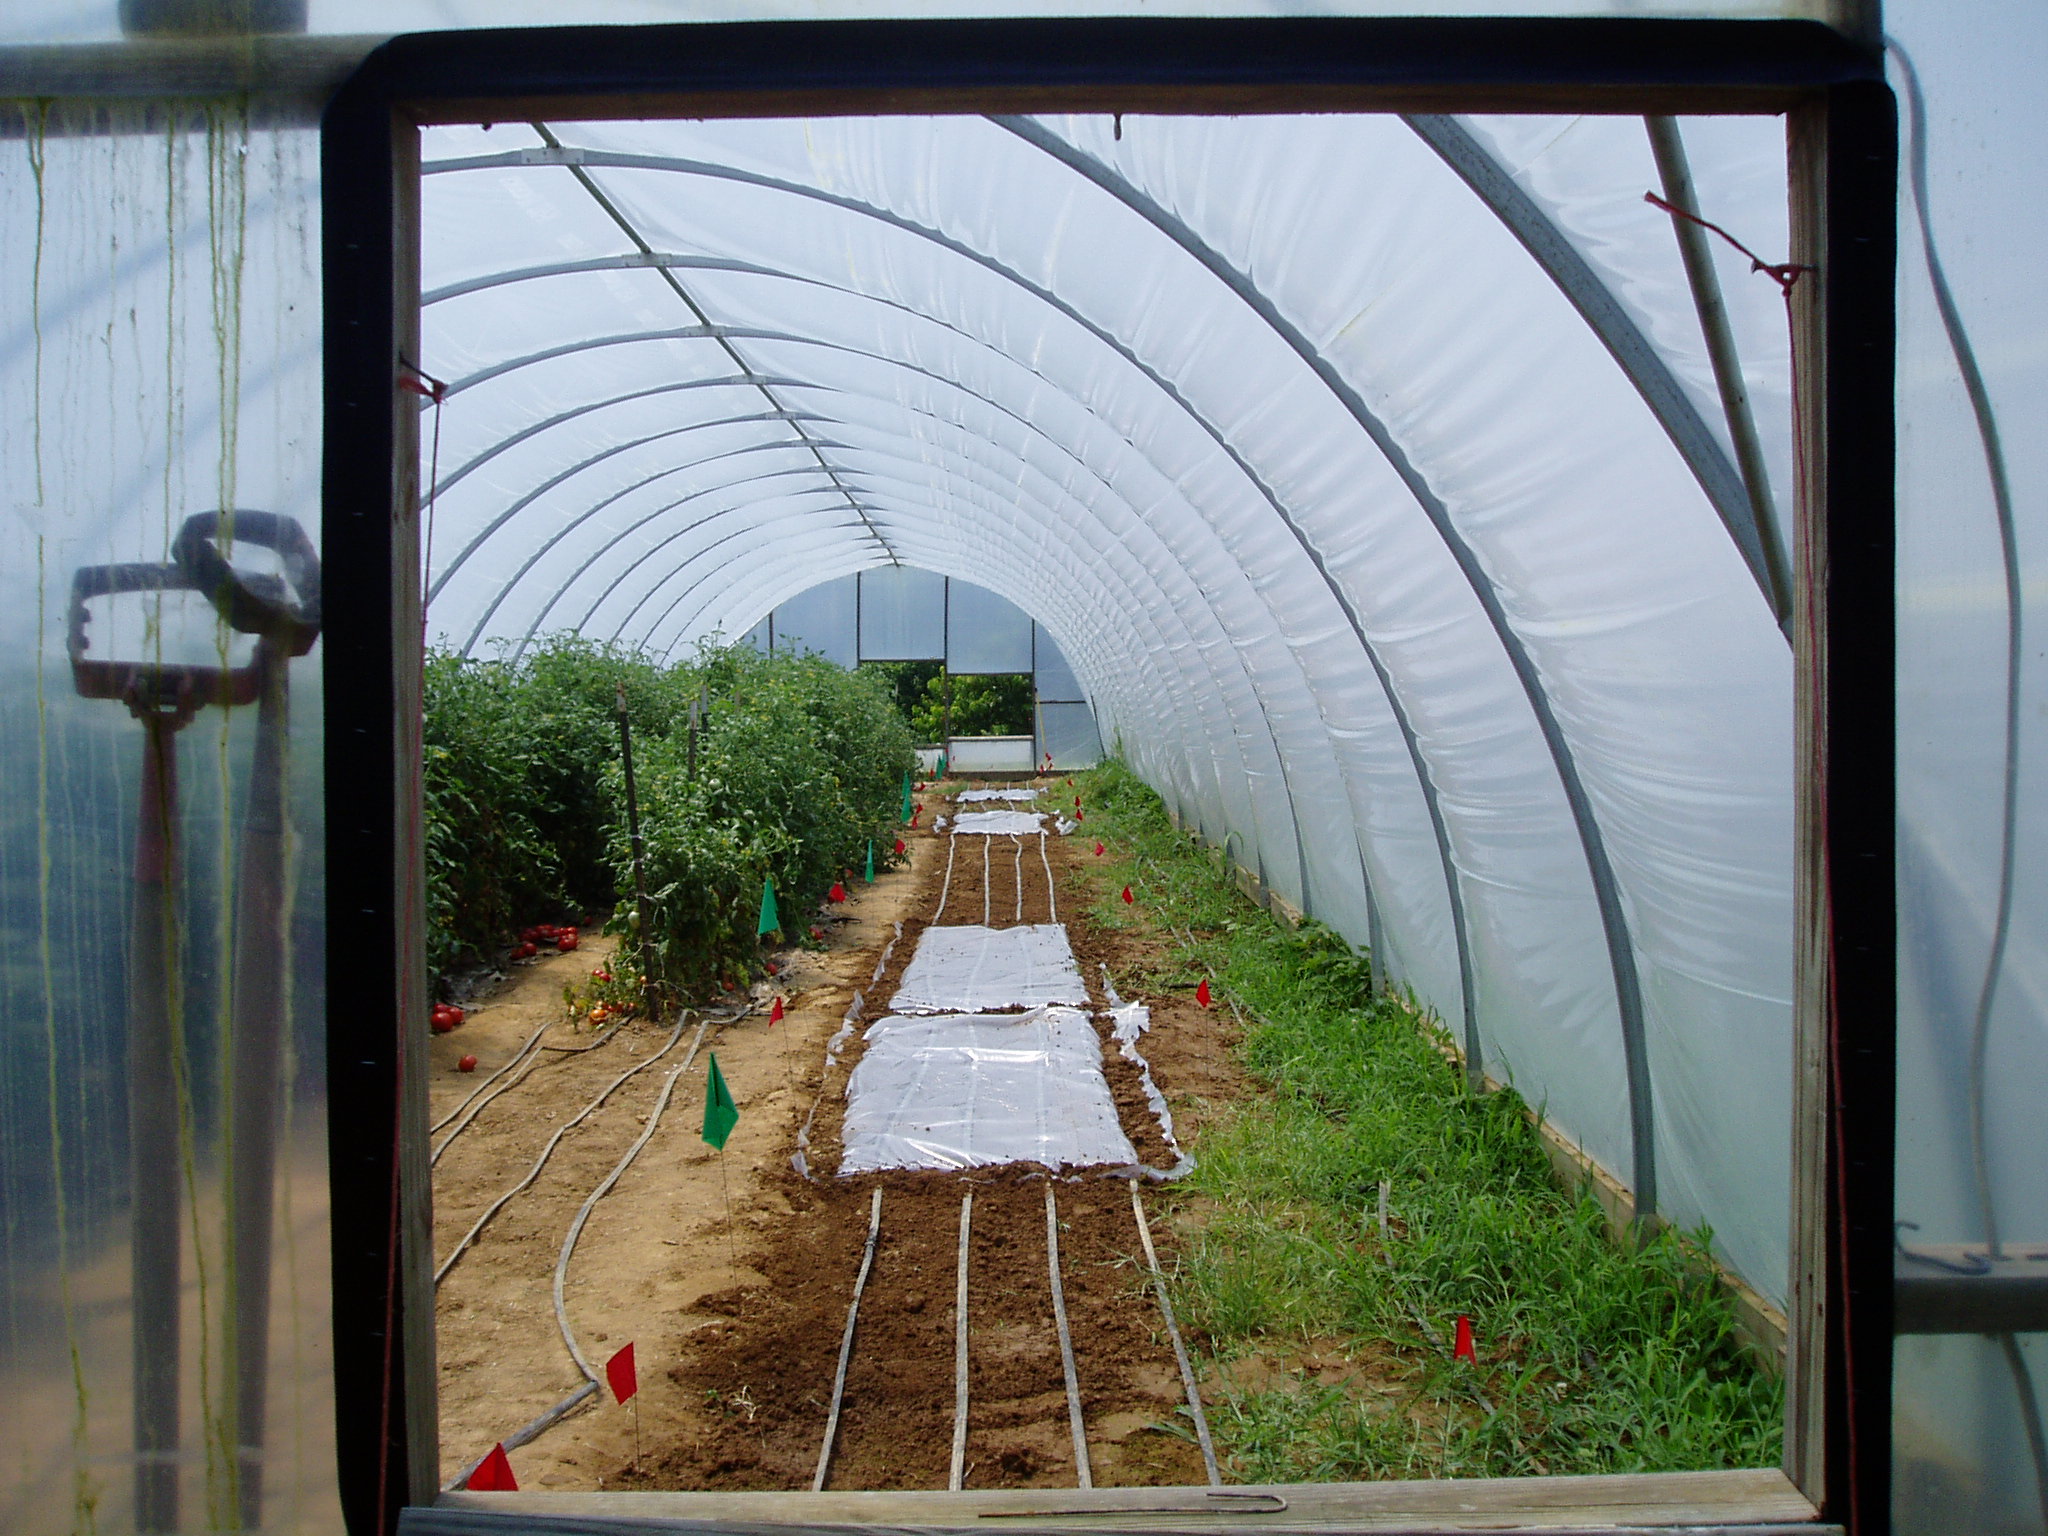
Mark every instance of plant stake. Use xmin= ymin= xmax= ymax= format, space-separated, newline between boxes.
xmin=616 ymin=682 xmax=658 ymax=1022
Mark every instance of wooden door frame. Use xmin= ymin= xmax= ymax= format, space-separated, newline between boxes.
xmin=320 ymin=19 xmax=1893 ymax=1533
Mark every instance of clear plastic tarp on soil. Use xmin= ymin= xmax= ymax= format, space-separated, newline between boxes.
xmin=890 ymin=923 xmax=1089 ymax=1014
xmin=839 ymin=1008 xmax=1139 ymax=1175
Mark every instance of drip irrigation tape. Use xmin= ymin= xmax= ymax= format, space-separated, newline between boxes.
xmin=1129 ymin=1178 xmax=1221 ymax=1487
xmin=1044 ymin=1181 xmax=1093 ymax=1489
xmin=433 ymin=1009 xmax=698 ymax=1286
xmin=813 ymin=1186 xmax=884 ymax=1492
xmin=1013 ymin=834 xmax=1025 ymax=923
xmin=443 ymin=1006 xmax=729 ymax=1491
xmin=935 ymin=833 xmax=959 ymax=923
xmin=1040 ymin=833 xmax=1057 ymax=925
xmin=982 ymin=835 xmax=992 ymax=926
xmin=950 ymin=1190 xmax=973 ymax=1492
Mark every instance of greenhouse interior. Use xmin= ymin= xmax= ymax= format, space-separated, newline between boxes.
xmin=1 ymin=3 xmax=2042 ymax=1534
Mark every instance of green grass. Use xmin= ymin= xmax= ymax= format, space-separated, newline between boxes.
xmin=1078 ymin=758 xmax=1782 ymax=1483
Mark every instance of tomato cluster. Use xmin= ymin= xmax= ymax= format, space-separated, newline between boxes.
xmin=430 ymin=1002 xmax=465 ymax=1033
xmin=512 ymin=923 xmax=579 ymax=959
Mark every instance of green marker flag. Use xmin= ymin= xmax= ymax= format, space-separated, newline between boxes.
xmin=757 ymin=878 xmax=780 ymax=937
xmin=901 ymin=770 xmax=914 ymax=821
xmin=702 ymin=1053 xmax=738 ymax=1150
xmin=865 ymin=841 xmax=876 ymax=884
xmin=937 ymin=752 xmax=947 ymax=779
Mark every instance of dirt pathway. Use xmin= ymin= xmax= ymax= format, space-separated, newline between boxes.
xmin=431 ymin=782 xmax=1249 ymax=1495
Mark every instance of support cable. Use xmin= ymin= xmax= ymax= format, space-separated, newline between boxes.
xmin=1409 ymin=113 xmax=1790 ymax=636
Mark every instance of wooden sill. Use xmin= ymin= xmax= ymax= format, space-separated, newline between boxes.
xmin=418 ymin=1466 xmax=1831 ymax=1533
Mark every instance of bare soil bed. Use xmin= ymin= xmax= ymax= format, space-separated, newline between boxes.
xmin=430 ymin=784 xmax=1249 ymax=1495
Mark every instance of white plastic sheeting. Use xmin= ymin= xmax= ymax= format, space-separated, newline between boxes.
xmin=959 ymin=787 xmax=1041 ymax=802
xmin=945 ymin=809 xmax=1049 ymax=836
xmin=890 ymin=923 xmax=1088 ymax=1013
xmin=839 ymin=1008 xmax=1138 ymax=1175
xmin=1109 ymin=1003 xmax=1191 ymax=1176
xmin=0 ymin=106 xmax=339 ymax=1534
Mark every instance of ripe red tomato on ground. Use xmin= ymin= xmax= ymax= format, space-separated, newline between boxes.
xmin=457 ymin=1054 xmax=478 ymax=1072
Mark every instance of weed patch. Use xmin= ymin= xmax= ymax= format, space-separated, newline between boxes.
xmin=1079 ymin=759 xmax=1781 ymax=1482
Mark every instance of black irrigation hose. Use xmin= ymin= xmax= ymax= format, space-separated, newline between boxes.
xmin=429 ymin=1018 xmax=551 ymax=1136
xmin=1044 ymin=1181 xmax=1093 ymax=1490
xmin=813 ymin=1186 xmax=884 ymax=1492
xmin=434 ymin=1010 xmax=695 ymax=1286
xmin=1128 ymin=1178 xmax=1220 ymax=1486
xmin=431 ymin=1020 xmax=626 ymax=1165
xmin=444 ymin=1005 xmax=739 ymax=1489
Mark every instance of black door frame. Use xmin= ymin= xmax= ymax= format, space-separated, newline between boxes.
xmin=321 ymin=18 xmax=1893 ymax=1534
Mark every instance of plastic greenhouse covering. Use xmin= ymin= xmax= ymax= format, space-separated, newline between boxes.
xmin=1 ymin=2 xmax=2044 ymax=1533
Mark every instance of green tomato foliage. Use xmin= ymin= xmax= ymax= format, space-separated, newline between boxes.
xmin=423 ymin=635 xmax=914 ymax=994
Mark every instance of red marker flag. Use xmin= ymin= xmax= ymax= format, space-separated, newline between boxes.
xmin=1453 ymin=1314 xmax=1476 ymax=1362
xmin=894 ymin=838 xmax=906 ymax=855
xmin=1121 ymin=885 xmax=1134 ymax=905
xmin=606 ymin=1341 xmax=638 ymax=1405
xmin=1093 ymin=841 xmax=1104 ymax=857
xmin=1074 ymin=795 xmax=1082 ymax=808
xmin=468 ymin=1443 xmax=518 ymax=1491
xmin=1196 ymin=979 xmax=1211 ymax=1008
xmin=770 ymin=995 xmax=785 ymax=1024
xmin=910 ymin=808 xmax=920 ymax=827
xmin=828 ymin=882 xmax=846 ymax=903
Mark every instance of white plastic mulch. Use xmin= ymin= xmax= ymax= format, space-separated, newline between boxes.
xmin=948 ymin=809 xmax=1046 ymax=835
xmin=838 ymin=1006 xmax=1138 ymax=1174
xmin=957 ymin=787 xmax=1040 ymax=803
xmin=891 ymin=923 xmax=1088 ymax=1013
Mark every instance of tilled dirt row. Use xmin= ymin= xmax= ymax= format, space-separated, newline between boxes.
xmin=927 ymin=829 xmax=1060 ymax=930
xmin=632 ymin=806 xmax=1214 ymax=1491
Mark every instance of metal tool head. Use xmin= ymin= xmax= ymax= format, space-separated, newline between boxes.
xmin=69 ymin=561 xmax=265 ymax=722
xmin=172 ymin=510 xmax=322 ymax=657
